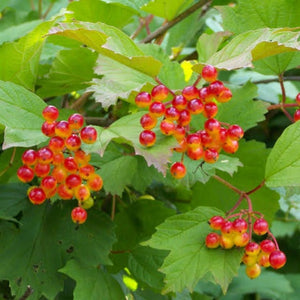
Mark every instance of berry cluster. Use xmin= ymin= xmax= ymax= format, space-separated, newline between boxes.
xmin=135 ymin=65 xmax=244 ymax=179
xmin=17 ymin=105 xmax=102 ymax=224
xmin=205 ymin=214 xmax=286 ymax=279
xmin=293 ymin=92 xmax=300 ymax=122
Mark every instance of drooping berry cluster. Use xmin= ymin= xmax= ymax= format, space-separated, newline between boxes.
xmin=293 ymin=92 xmax=300 ymax=122
xmin=135 ymin=65 xmax=244 ymax=179
xmin=17 ymin=105 xmax=103 ymax=224
xmin=205 ymin=214 xmax=286 ymax=279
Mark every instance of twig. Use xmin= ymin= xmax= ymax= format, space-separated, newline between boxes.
xmin=226 ymin=195 xmax=244 ymax=216
xmin=212 ymin=174 xmax=242 ymax=195
xmin=19 ymin=285 xmax=33 ymax=300
xmin=42 ymin=2 xmax=54 ymax=19
xmin=141 ymin=0 xmax=212 ymax=43
xmin=268 ymin=103 xmax=298 ymax=110
xmin=246 ymin=179 xmax=265 ymax=195
xmin=70 ymin=92 xmax=93 ymax=110
xmin=279 ymin=73 xmax=294 ymax=122
xmin=252 ymin=76 xmax=300 ymax=84
xmin=111 ymin=195 xmax=116 ymax=221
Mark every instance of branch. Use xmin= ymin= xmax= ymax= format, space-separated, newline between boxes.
xmin=70 ymin=92 xmax=93 ymax=110
xmin=279 ymin=73 xmax=294 ymax=123
xmin=252 ymin=76 xmax=300 ymax=84
xmin=141 ymin=0 xmax=212 ymax=43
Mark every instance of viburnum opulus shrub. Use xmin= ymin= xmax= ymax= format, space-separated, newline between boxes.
xmin=0 ymin=0 xmax=300 ymax=299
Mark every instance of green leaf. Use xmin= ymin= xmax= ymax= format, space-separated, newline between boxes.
xmin=0 ymin=202 xmax=115 ymax=299
xmin=48 ymin=21 xmax=161 ymax=76
xmin=218 ymin=0 xmax=300 ymax=34
xmin=85 ymin=112 xmax=178 ymax=174
xmin=225 ymin=267 xmax=293 ymax=299
xmin=193 ymin=28 xmax=300 ymax=71
xmin=67 ymin=0 xmax=136 ymax=28
xmin=141 ymin=0 xmax=193 ymax=20
xmin=37 ymin=47 xmax=98 ymax=98
xmin=0 ymin=20 xmax=55 ymax=90
xmin=196 ymin=32 xmax=231 ymax=63
xmin=191 ymin=140 xmax=280 ymax=224
xmin=128 ymin=246 xmax=167 ymax=290
xmin=0 ymin=183 xmax=27 ymax=220
xmin=59 ymin=260 xmax=124 ymax=300
xmin=91 ymin=144 xmax=164 ymax=195
xmin=265 ymin=122 xmax=300 ymax=187
xmin=145 ymin=206 xmax=243 ymax=293
xmin=0 ymin=81 xmax=47 ymax=149
xmin=217 ymin=82 xmax=267 ymax=131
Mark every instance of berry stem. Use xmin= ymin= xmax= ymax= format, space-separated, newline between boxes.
xmin=226 ymin=195 xmax=244 ymax=216
xmin=212 ymin=174 xmax=242 ymax=195
xmin=267 ymin=230 xmax=280 ymax=250
xmin=19 ymin=285 xmax=34 ymax=300
xmin=246 ymin=179 xmax=265 ymax=195
xmin=279 ymin=73 xmax=294 ymax=123
xmin=268 ymin=103 xmax=299 ymax=110
xmin=154 ymin=77 xmax=176 ymax=96
xmin=193 ymin=75 xmax=202 ymax=87
xmin=226 ymin=212 xmax=244 ymax=219
xmin=111 ymin=195 xmax=116 ymax=221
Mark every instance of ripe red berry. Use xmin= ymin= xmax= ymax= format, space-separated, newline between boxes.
xmin=57 ymin=184 xmax=73 ymax=200
xmin=203 ymin=102 xmax=218 ymax=119
xmin=170 ymin=162 xmax=186 ymax=179
xmin=87 ymin=174 xmax=103 ymax=191
xmin=269 ymin=250 xmax=286 ymax=269
xmin=232 ymin=218 xmax=248 ymax=233
xmin=165 ymin=106 xmax=180 ymax=121
xmin=227 ymin=125 xmax=244 ymax=140
xmin=64 ymin=157 xmax=78 ymax=173
xmin=42 ymin=105 xmax=59 ymax=122
xmin=296 ymin=92 xmax=300 ymax=105
xmin=160 ymin=119 xmax=175 ymax=135
xmin=173 ymin=125 xmax=186 ymax=141
xmin=52 ymin=166 xmax=67 ymax=183
xmin=234 ymin=232 xmax=250 ymax=247
xmin=68 ymin=113 xmax=84 ymax=130
xmin=139 ymin=130 xmax=156 ymax=147
xmin=208 ymin=80 xmax=225 ymax=97
xmin=65 ymin=134 xmax=82 ymax=151
xmin=140 ymin=113 xmax=157 ymax=130
xmin=172 ymin=95 xmax=187 ymax=111
xmin=41 ymin=176 xmax=57 ymax=191
xmin=74 ymin=184 xmax=91 ymax=202
xmin=201 ymin=65 xmax=218 ymax=83
xmin=222 ymin=139 xmax=239 ymax=154
xmin=203 ymin=148 xmax=219 ymax=163
xmin=257 ymin=252 xmax=270 ymax=267
xmin=37 ymin=147 xmax=53 ymax=164
xmin=260 ymin=239 xmax=276 ymax=253
xmin=71 ymin=207 xmax=87 ymax=224
xmin=177 ymin=109 xmax=191 ymax=126
xmin=49 ymin=136 xmax=65 ymax=153
xmin=151 ymin=85 xmax=169 ymax=101
xmin=135 ymin=92 xmax=152 ymax=107
xmin=253 ymin=218 xmax=269 ymax=235
xmin=186 ymin=133 xmax=201 ymax=149
xmin=205 ymin=232 xmax=220 ymax=248
xmin=52 ymin=153 xmax=65 ymax=165
xmin=245 ymin=242 xmax=260 ymax=256
xmin=41 ymin=121 xmax=56 ymax=137
xmin=74 ymin=149 xmax=90 ymax=165
xmin=34 ymin=163 xmax=50 ymax=178
xmin=79 ymin=164 xmax=95 ymax=180
xmin=17 ymin=165 xmax=35 ymax=183
xmin=204 ymin=119 xmax=220 ymax=135
xmin=220 ymin=221 xmax=233 ymax=235
xmin=65 ymin=174 xmax=82 ymax=189
xmin=149 ymin=102 xmax=166 ymax=117
xmin=209 ymin=215 xmax=225 ymax=230
xmin=28 ymin=186 xmax=47 ymax=204
xmin=80 ymin=126 xmax=97 ymax=144
xmin=294 ymin=109 xmax=300 ymax=122
xmin=22 ymin=149 xmax=37 ymax=166
xmin=55 ymin=121 xmax=72 ymax=138
xmin=187 ymin=99 xmax=204 ymax=115
xmin=173 ymin=138 xmax=187 ymax=153
xmin=182 ymin=86 xmax=199 ymax=101
xmin=199 ymin=87 xmax=214 ymax=103
xmin=187 ymin=147 xmax=203 ymax=160
xmin=217 ymin=87 xmax=232 ymax=103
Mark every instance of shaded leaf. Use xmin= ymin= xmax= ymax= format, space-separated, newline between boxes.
xmin=0 ymin=81 xmax=47 ymax=149
xmin=60 ymin=260 xmax=124 ymax=300
xmin=265 ymin=122 xmax=300 ymax=187
xmin=145 ymin=206 xmax=243 ymax=293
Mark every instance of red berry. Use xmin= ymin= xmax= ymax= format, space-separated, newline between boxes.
xmin=209 ymin=215 xmax=225 ymax=230
xmin=232 ymin=218 xmax=248 ymax=233
xmin=17 ymin=165 xmax=35 ymax=183
xmin=139 ymin=130 xmax=156 ymax=147
xmin=199 ymin=87 xmax=214 ymax=103
xmin=220 ymin=235 xmax=234 ymax=249
xmin=170 ymin=162 xmax=186 ymax=179
xmin=165 ymin=106 xmax=180 ymax=121
xmin=80 ymin=126 xmax=97 ymax=144
xmin=217 ymin=87 xmax=232 ymax=103
xmin=55 ymin=121 xmax=72 ymax=138
xmin=52 ymin=153 xmax=65 ymax=166
xmin=187 ymin=147 xmax=203 ymax=160
xmin=64 ymin=157 xmax=78 ymax=173
xmin=42 ymin=105 xmax=59 ymax=122
xmin=182 ymin=86 xmax=199 ymax=101
xmin=257 ymin=252 xmax=270 ymax=267
xmin=220 ymin=221 xmax=233 ymax=235
xmin=245 ymin=242 xmax=260 ymax=256
xmin=22 ymin=149 xmax=37 ymax=166
xmin=49 ymin=136 xmax=65 ymax=153
xmin=135 ymin=92 xmax=152 ymax=107
xmin=71 ymin=207 xmax=87 ymax=224
xmin=87 ymin=174 xmax=103 ymax=191
xmin=234 ymin=232 xmax=250 ymax=247
xmin=28 ymin=186 xmax=47 ymax=204
xmin=208 ymin=80 xmax=225 ymax=97
xmin=172 ymin=95 xmax=187 ymax=111
xmin=269 ymin=250 xmax=286 ymax=269
xmin=296 ymin=92 xmax=300 ymax=105
xmin=201 ymin=65 xmax=218 ymax=83
xmin=34 ymin=163 xmax=50 ymax=178
xmin=253 ymin=218 xmax=269 ymax=235
xmin=74 ymin=184 xmax=90 ymax=202
xmin=41 ymin=176 xmax=57 ymax=191
xmin=187 ymin=99 xmax=204 ymax=115
xmin=294 ymin=109 xmax=300 ymax=122
xmin=173 ymin=138 xmax=187 ymax=153
xmin=65 ymin=174 xmax=82 ymax=189
xmin=203 ymin=102 xmax=218 ymax=119
xmin=173 ymin=125 xmax=186 ymax=141
xmin=79 ymin=164 xmax=95 ymax=180
xmin=177 ymin=109 xmax=191 ymax=126
xmin=41 ymin=121 xmax=56 ymax=137
xmin=65 ymin=134 xmax=82 ymax=151
xmin=37 ymin=147 xmax=53 ymax=164
xmin=57 ymin=184 xmax=73 ymax=200
xmin=205 ymin=232 xmax=220 ymax=248
xmin=222 ymin=139 xmax=239 ymax=154
xmin=140 ymin=113 xmax=157 ymax=130
xmin=74 ymin=150 xmax=91 ymax=165
xmin=260 ymin=240 xmax=276 ymax=253
xmin=160 ymin=119 xmax=175 ymax=135
xmin=52 ymin=166 xmax=67 ymax=183
xmin=228 ymin=125 xmax=244 ymax=140
xmin=149 ymin=102 xmax=166 ymax=117
xmin=204 ymin=119 xmax=220 ymax=135
xmin=203 ymin=148 xmax=219 ymax=163
xmin=151 ymin=85 xmax=169 ymax=101
xmin=186 ymin=133 xmax=201 ymax=149
xmin=68 ymin=113 xmax=84 ymax=130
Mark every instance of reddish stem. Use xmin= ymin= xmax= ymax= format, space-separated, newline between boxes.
xmin=226 ymin=195 xmax=244 ymax=216
xmin=279 ymin=73 xmax=294 ymax=122
xmin=154 ymin=77 xmax=176 ymax=96
xmin=246 ymin=179 xmax=265 ymax=195
xmin=193 ymin=75 xmax=202 ymax=87
xmin=268 ymin=103 xmax=299 ymax=110
xmin=212 ymin=174 xmax=242 ymax=195
xmin=267 ymin=230 xmax=280 ymax=250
